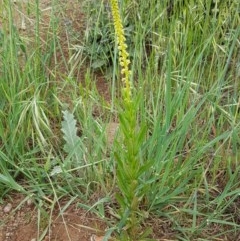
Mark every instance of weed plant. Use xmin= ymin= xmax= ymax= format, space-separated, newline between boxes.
xmin=109 ymin=0 xmax=154 ymax=239
xmin=0 ymin=0 xmax=239 ymax=240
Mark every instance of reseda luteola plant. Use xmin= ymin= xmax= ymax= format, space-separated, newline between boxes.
xmin=110 ymin=0 xmax=153 ymax=240
xmin=110 ymin=0 xmax=132 ymax=103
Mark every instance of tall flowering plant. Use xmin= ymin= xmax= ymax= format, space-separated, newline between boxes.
xmin=110 ymin=1 xmax=153 ymax=240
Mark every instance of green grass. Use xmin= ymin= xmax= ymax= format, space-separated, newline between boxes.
xmin=0 ymin=0 xmax=240 ymax=240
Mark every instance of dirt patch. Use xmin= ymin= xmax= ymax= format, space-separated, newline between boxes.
xmin=0 ymin=195 xmax=179 ymax=241
xmin=0 ymin=195 xmax=107 ymax=241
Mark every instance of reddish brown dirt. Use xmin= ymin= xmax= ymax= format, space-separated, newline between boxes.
xmin=0 ymin=195 xmax=107 ymax=241
xmin=0 ymin=194 xmax=181 ymax=241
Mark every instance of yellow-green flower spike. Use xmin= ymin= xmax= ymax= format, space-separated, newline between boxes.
xmin=110 ymin=0 xmax=132 ymax=103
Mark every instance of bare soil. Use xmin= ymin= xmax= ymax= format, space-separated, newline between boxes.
xmin=0 ymin=194 xmax=179 ymax=241
xmin=0 ymin=194 xmax=107 ymax=241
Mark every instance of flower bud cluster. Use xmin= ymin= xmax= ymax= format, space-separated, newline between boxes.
xmin=110 ymin=0 xmax=132 ymax=102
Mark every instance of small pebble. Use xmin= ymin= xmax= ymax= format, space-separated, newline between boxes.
xmin=30 ymin=238 xmax=36 ymax=241
xmin=27 ymin=198 xmax=33 ymax=206
xmin=3 ymin=203 xmax=12 ymax=213
xmin=6 ymin=232 xmax=11 ymax=237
